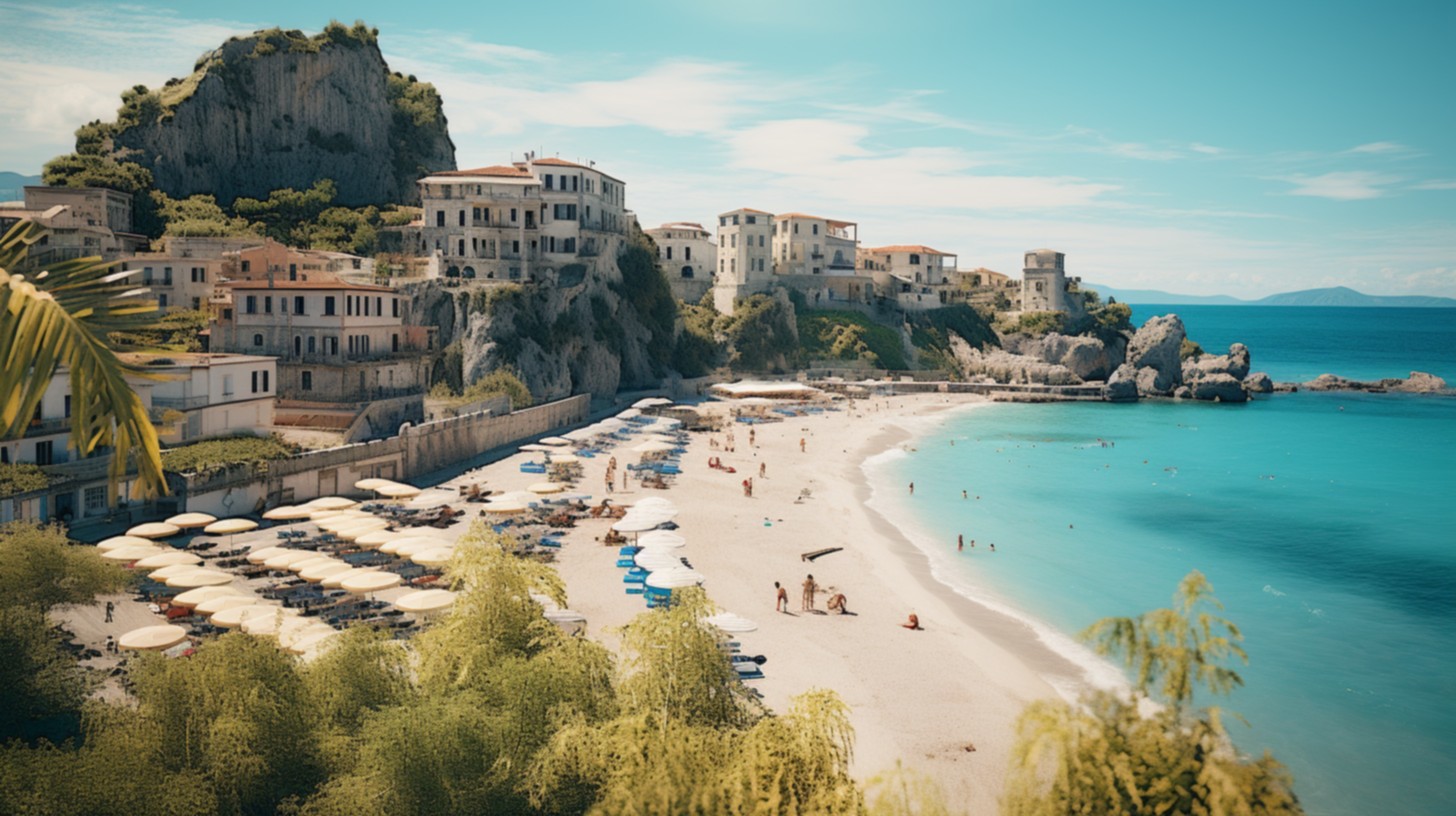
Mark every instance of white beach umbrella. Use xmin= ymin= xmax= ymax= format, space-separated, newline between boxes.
xmin=637 ymin=530 xmax=686 ymax=548
xmin=380 ymin=535 xmax=452 ymax=555
xmin=341 ymin=571 xmax=402 ymax=595
xmin=634 ymin=551 xmax=683 ymax=571
xmin=617 ymin=408 xmax=642 ymax=420
xmin=263 ymin=505 xmax=314 ymax=521
xmin=117 ymin=624 xmax=188 ymax=651
xmin=286 ymin=556 xmax=339 ymax=573
xmin=354 ymin=529 xmax=400 ymax=548
xmin=196 ymin=594 xmax=257 ymax=616
xmin=632 ymin=397 xmax=673 ymax=409
xmin=394 ymin=588 xmax=456 ymax=614
xmin=165 ymin=512 xmax=216 ymax=529
xmin=704 ymin=612 xmax=758 ymax=633
xmin=147 ymin=564 xmax=201 ymax=582
xmin=210 ymin=604 xmax=280 ymax=629
xmin=528 ymin=481 xmax=564 ymax=494
xmin=405 ymin=490 xmax=456 ymax=510
xmin=518 ymin=443 xmax=556 ymax=452
xmin=337 ymin=521 xmax=390 ymax=542
xmin=245 ymin=546 xmax=291 ymax=564
xmin=631 ymin=440 xmax=676 ymax=454
xmin=392 ymin=540 xmax=441 ymax=558
xmin=263 ymin=550 xmax=318 ymax=570
xmin=409 ymin=547 xmax=456 ymax=567
xmin=128 ymin=522 xmax=180 ymax=539
xmin=240 ymin=610 xmax=295 ymax=636
xmin=171 ymin=586 xmax=241 ymax=608
xmin=306 ymin=496 xmax=358 ymax=511
xmin=598 ymin=418 xmax=627 ymax=429
xmin=354 ymin=478 xmax=396 ymax=491
xmin=539 ymin=436 xmax=572 ymax=446
xmin=612 ymin=515 xmax=667 ymax=533
xmin=317 ymin=513 xmax=376 ymax=532
xmin=299 ymin=561 xmax=352 ymax=583
xmin=482 ymin=499 xmax=530 ymax=514
xmin=204 ymin=518 xmax=258 ymax=536
xmin=645 ymin=567 xmax=705 ymax=589
xmin=321 ymin=567 xmax=376 ymax=589
xmin=135 ymin=551 xmax=203 ymax=570
xmin=100 ymin=544 xmax=165 ymax=562
xmin=375 ymin=483 xmax=421 ymax=499
xmin=96 ymin=535 xmax=153 ymax=551
xmin=562 ymin=428 xmax=596 ymax=442
xmin=164 ymin=568 xmax=235 ymax=588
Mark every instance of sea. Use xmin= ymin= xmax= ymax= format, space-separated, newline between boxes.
xmin=863 ymin=306 xmax=1456 ymax=816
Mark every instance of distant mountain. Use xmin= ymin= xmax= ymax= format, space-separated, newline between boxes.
xmin=1085 ymin=282 xmax=1456 ymax=308
xmin=0 ymin=171 xmax=41 ymax=201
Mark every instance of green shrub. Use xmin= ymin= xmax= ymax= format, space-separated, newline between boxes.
xmin=0 ymin=464 xmax=51 ymax=498
xmin=160 ymin=435 xmax=296 ymax=475
xmin=798 ymin=310 xmax=906 ymax=370
xmin=1181 ymin=338 xmax=1205 ymax=360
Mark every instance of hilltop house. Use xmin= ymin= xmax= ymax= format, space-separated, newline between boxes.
xmin=645 ymin=222 xmax=716 ymax=303
xmin=0 ymin=186 xmax=147 ymax=267
xmin=1020 ymin=249 xmax=1069 ymax=312
xmin=859 ymin=245 xmax=959 ymax=310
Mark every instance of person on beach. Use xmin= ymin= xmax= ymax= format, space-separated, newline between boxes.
xmin=104 ymin=601 xmax=115 ymax=622
xmin=989 ymin=543 xmax=996 ymax=552
xmin=827 ymin=593 xmax=848 ymax=614
xmin=908 ymin=482 xmax=915 ymax=495
xmin=749 ymin=428 xmax=755 ymax=446
xmin=958 ymin=534 xmax=964 ymax=552
xmin=104 ymin=634 xmax=115 ymax=653
xmin=802 ymin=574 xmax=819 ymax=611
xmin=759 ymin=461 xmax=766 ymax=478
xmin=799 ymin=437 xmax=806 ymax=453
xmin=775 ymin=582 xmax=789 ymax=613
xmin=902 ymin=613 xmax=923 ymax=630
xmin=742 ymin=479 xmax=751 ymax=497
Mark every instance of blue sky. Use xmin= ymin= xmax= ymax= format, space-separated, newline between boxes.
xmin=1 ymin=0 xmax=1452 ymax=297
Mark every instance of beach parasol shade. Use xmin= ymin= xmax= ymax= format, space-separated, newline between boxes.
xmin=405 ymin=491 xmax=456 ymax=510
xmin=318 ymin=515 xmax=382 ymax=533
xmin=117 ymin=624 xmax=188 ymax=651
xmin=380 ymin=535 xmax=452 ymax=555
xmin=704 ymin=612 xmax=758 ymax=633
xmin=263 ymin=550 xmax=318 ymax=570
xmin=539 ymin=436 xmax=572 ymax=446
xmin=306 ymin=496 xmax=358 ymax=511
xmin=164 ymin=568 xmax=235 ymax=588
xmin=394 ymin=588 xmax=457 ymax=614
xmin=616 ymin=408 xmax=642 ymax=419
xmin=341 ymin=571 xmax=402 ymax=594
xmin=645 ymin=567 xmax=705 ymax=589
xmin=562 ymin=428 xmax=596 ymax=442
xmin=612 ymin=516 xmax=667 ymax=533
xmin=171 ymin=586 xmax=241 ymax=608
xmin=100 ymin=544 xmax=166 ymax=562
xmin=146 ymin=564 xmax=201 ymax=581
xmin=337 ymin=522 xmax=391 ymax=542
xmin=245 ymin=546 xmax=291 ymax=564
xmin=375 ymin=483 xmax=421 ymax=499
xmin=286 ymin=556 xmax=339 ymax=573
xmin=632 ymin=397 xmax=673 ymax=409
xmin=547 ymin=453 xmax=580 ymax=465
xmin=528 ymin=481 xmax=564 ymax=494
xmin=135 ymin=551 xmax=203 ymax=570
xmin=631 ymin=440 xmax=677 ymax=454
xmin=196 ymin=594 xmax=257 ymax=616
xmin=355 ymin=477 xmax=397 ymax=491
xmin=165 ymin=512 xmax=216 ymax=529
xmin=518 ymin=443 xmax=556 ymax=453
xmin=96 ymin=535 xmax=153 ymax=551
xmin=637 ymin=530 xmax=686 ymax=548
xmin=263 ymin=505 xmax=314 ymax=521
xmin=634 ymin=551 xmax=683 ymax=571
xmin=409 ymin=547 xmax=456 ymax=567
xmin=321 ymin=567 xmax=375 ymax=589
xmin=299 ymin=561 xmax=352 ymax=583
xmin=391 ymin=540 xmax=443 ymax=558
xmin=240 ymin=611 xmax=292 ymax=636
xmin=481 ymin=499 xmax=529 ymax=514
xmin=204 ymin=518 xmax=258 ymax=535
xmin=127 ymin=522 xmax=180 ymax=539
xmin=354 ymin=529 xmax=399 ymax=548
xmin=210 ymin=604 xmax=279 ymax=629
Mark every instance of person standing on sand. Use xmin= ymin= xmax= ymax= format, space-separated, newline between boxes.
xmin=759 ymin=461 xmax=766 ymax=478
xmin=775 ymin=582 xmax=789 ymax=613
xmin=908 ymin=482 xmax=915 ymax=495
xmin=749 ymin=428 xmax=755 ymax=446
xmin=799 ymin=437 xmax=806 ymax=453
xmin=958 ymin=534 xmax=963 ymax=552
xmin=104 ymin=601 xmax=114 ymax=623
xmin=802 ymin=574 xmax=819 ymax=611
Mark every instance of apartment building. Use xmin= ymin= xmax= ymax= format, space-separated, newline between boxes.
xmin=1021 ymin=248 xmax=1069 ymax=312
xmin=857 ymin=245 xmax=959 ymax=310
xmin=120 ymin=235 xmax=264 ymax=312
xmin=413 ymin=155 xmax=630 ymax=282
xmin=645 ymin=222 xmax=716 ymax=303
xmin=771 ymin=213 xmax=858 ymax=276
xmin=711 ymin=208 xmax=775 ymax=313
xmin=0 ymin=186 xmax=146 ymax=267
xmin=124 ymin=352 xmax=277 ymax=445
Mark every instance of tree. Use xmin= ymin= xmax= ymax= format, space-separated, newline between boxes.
xmin=0 ymin=221 xmax=167 ymax=500
xmin=1004 ymin=571 xmax=1303 ymax=815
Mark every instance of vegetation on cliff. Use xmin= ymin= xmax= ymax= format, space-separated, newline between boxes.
xmin=798 ymin=310 xmax=908 ymax=370
xmin=427 ymin=367 xmax=534 ymax=410
xmin=160 ymin=434 xmax=297 ymax=476
xmin=0 ymin=463 xmax=51 ymax=499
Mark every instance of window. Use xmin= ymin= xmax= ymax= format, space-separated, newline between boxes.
xmin=192 ymin=297 xmax=201 ymax=310
xmin=251 ymin=371 xmax=259 ymax=393
xmin=544 ymin=174 xmax=554 ymax=190
xmin=328 ymin=337 xmax=338 ymax=355
xmin=159 ymin=294 xmax=168 ymax=308
xmin=85 ymin=486 xmax=106 ymax=515
xmin=666 ymin=246 xmax=672 ymax=260
xmin=458 ymin=210 xmax=465 ymax=227
xmin=63 ymin=395 xmax=71 ymax=418
xmin=793 ymin=224 xmax=799 ymax=234
xmin=263 ymin=296 xmax=272 ymax=314
xmin=746 ymin=215 xmax=757 ymax=224
xmin=34 ymin=440 xmax=53 ymax=465
xmin=685 ymin=246 xmax=691 ymax=261
xmin=346 ymin=296 xmax=353 ymax=317
xmin=263 ymin=370 xmax=269 ymax=392
xmin=759 ymin=235 xmax=765 ymax=247
xmin=436 ymin=210 xmax=445 ymax=227
xmin=289 ymin=263 xmax=297 ymax=280
xmin=294 ymin=336 xmax=301 ymax=356
xmin=223 ymin=308 xmax=233 ymax=320
xmin=812 ymin=224 xmax=819 ymax=235
xmin=294 ymin=296 xmax=305 ymax=314
xmin=376 ymin=297 xmax=382 ymax=315
xmin=324 ymin=296 xmax=336 ymax=316
xmin=458 ymin=239 xmax=465 ymax=256
xmin=301 ymin=371 xmax=313 ymax=391
xmin=909 ymin=254 xmax=921 ymax=265
xmin=245 ymin=296 xmax=257 ymax=314
xmin=510 ymin=207 xmax=517 ymax=222
xmin=252 ymin=333 xmax=263 ymax=347
xmin=222 ymin=374 xmax=234 ymax=396
xmin=307 ymin=336 xmax=316 ymax=353
xmin=241 ymin=260 xmax=251 ymax=273
xmin=191 ymin=266 xmax=206 ymax=282
xmin=392 ymin=334 xmax=399 ymax=353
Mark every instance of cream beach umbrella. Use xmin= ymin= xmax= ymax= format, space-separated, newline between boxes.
xmin=196 ymin=594 xmax=257 ymax=616
xmin=263 ymin=550 xmax=318 ymax=571
xmin=637 ymin=530 xmax=686 ymax=548
xmin=375 ymin=483 xmax=421 ymax=499
xmin=263 ymin=505 xmax=314 ymax=521
xmin=286 ymin=556 xmax=339 ymax=573
xmin=539 ymin=436 xmax=572 ymax=446
xmin=631 ymin=440 xmax=677 ymax=454
xmin=135 ymin=551 xmax=203 ymax=570
xmin=380 ymin=535 xmax=452 ymax=555
xmin=117 ymin=624 xmax=188 ymax=651
xmin=245 ymin=546 xmax=291 ymax=564
xmin=128 ymin=522 xmax=180 ymax=539
xmin=100 ymin=544 xmax=165 ymax=562
xmin=392 ymin=540 xmax=443 ymax=558
xmin=204 ymin=518 xmax=258 ymax=548
xmin=240 ymin=610 xmax=292 ymax=636
xmin=405 ymin=490 xmax=456 ymax=510
xmin=97 ymin=535 xmax=153 ymax=551
xmin=634 ymin=550 xmax=683 ymax=572
xmin=171 ymin=586 xmax=240 ymax=608
xmin=598 ymin=418 xmax=628 ymax=429
xmin=563 ymin=428 xmax=596 ymax=442
xmin=164 ymin=568 xmax=235 ymax=588
xmin=146 ymin=564 xmax=201 ymax=582
xmin=165 ymin=512 xmax=216 ymax=529
xmin=409 ymin=547 xmax=455 ymax=567
xmin=317 ymin=514 xmax=379 ymax=533
xmin=612 ymin=515 xmax=666 ymax=534
xmin=355 ymin=477 xmax=396 ymax=492
xmin=704 ymin=612 xmax=758 ymax=633
xmin=307 ymin=496 xmax=358 ymax=511
xmin=299 ymin=561 xmax=352 ymax=583
xmin=645 ymin=567 xmax=705 ymax=589
xmin=336 ymin=521 xmax=390 ymax=542
xmin=481 ymin=498 xmax=530 ymax=514
xmin=394 ymin=588 xmax=456 ymax=614
xmin=210 ymin=604 xmax=278 ymax=629
xmin=518 ymin=443 xmax=556 ymax=453
xmin=632 ymin=397 xmax=673 ymax=409
xmin=321 ymin=567 xmax=375 ymax=589
xmin=354 ymin=529 xmax=400 ymax=548
xmin=616 ymin=408 xmax=642 ymax=420
xmin=528 ymin=481 xmax=564 ymax=494
xmin=547 ymin=453 xmax=580 ymax=465
xmin=341 ymin=571 xmax=402 ymax=595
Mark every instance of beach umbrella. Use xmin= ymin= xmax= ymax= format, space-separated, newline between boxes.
xmin=645 ymin=567 xmax=705 ymax=589
xmin=380 ymin=535 xmax=452 ymax=555
xmin=337 ymin=521 xmax=390 ymax=542
xmin=637 ymin=530 xmax=686 ymax=548
xmin=405 ymin=490 xmax=456 ymax=510
xmin=205 ymin=518 xmax=257 ymax=536
xmin=704 ymin=612 xmax=758 ymax=633
xmin=164 ymin=568 xmax=235 ymax=588
xmin=171 ymin=586 xmax=241 ymax=608
xmin=135 ymin=551 xmax=203 ymax=570
xmin=341 ymin=571 xmax=402 ymax=595
xmin=598 ymin=417 xmax=628 ymax=428
xmin=307 ymin=496 xmax=358 ymax=511
xmin=632 ymin=397 xmax=673 ymax=409
xmin=409 ymin=547 xmax=456 ymax=567
xmin=286 ymin=556 xmax=339 ymax=573
xmin=321 ymin=567 xmax=376 ymax=589
xmin=355 ymin=478 xmax=396 ymax=491
xmin=528 ymin=481 xmax=564 ymax=494
xmin=613 ymin=515 xmax=667 ymax=533
xmin=245 ymin=546 xmax=291 ymax=564
xmin=394 ymin=588 xmax=457 ymax=614
xmin=548 ymin=453 xmax=580 ymax=465
xmin=196 ymin=594 xmax=257 ymax=616
xmin=563 ymin=428 xmax=595 ymax=442
xmin=392 ymin=540 xmax=442 ymax=558
xmin=165 ymin=512 xmax=216 ymax=529
xmin=210 ymin=604 xmax=279 ymax=629
xmin=117 ymin=624 xmax=188 ymax=651
xmin=631 ymin=440 xmax=677 ymax=454
xmin=634 ymin=551 xmax=683 ymax=571
xmin=375 ymin=483 xmax=421 ymax=499
xmin=616 ymin=408 xmax=642 ymax=420
xmin=96 ymin=535 xmax=153 ymax=552
xmin=539 ymin=436 xmax=572 ymax=446
xmin=299 ymin=561 xmax=352 ymax=583
xmin=100 ymin=544 xmax=165 ymax=562
xmin=240 ymin=610 xmax=295 ymax=636
xmin=482 ymin=498 xmax=529 ymax=514
xmin=263 ymin=505 xmax=314 ymax=521
xmin=318 ymin=514 xmax=380 ymax=533
xmin=518 ymin=443 xmax=555 ymax=453
xmin=127 ymin=522 xmax=180 ymax=539
xmin=147 ymin=564 xmax=201 ymax=582
xmin=544 ymin=609 xmax=587 ymax=635
xmin=264 ymin=550 xmax=318 ymax=570
xmin=354 ymin=529 xmax=400 ymax=548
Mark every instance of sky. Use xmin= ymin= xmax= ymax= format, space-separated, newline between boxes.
xmin=1 ymin=0 xmax=1452 ymax=297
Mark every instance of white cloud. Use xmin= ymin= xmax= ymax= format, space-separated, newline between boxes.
xmin=1411 ymin=179 xmax=1456 ymax=191
xmin=1189 ymin=142 xmax=1225 ymax=155
xmin=1346 ymin=141 xmax=1410 ymax=155
xmin=1280 ymin=171 xmax=1399 ymax=201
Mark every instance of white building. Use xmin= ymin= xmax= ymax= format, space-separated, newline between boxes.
xmin=413 ymin=155 xmax=630 ymax=282
xmin=860 ymin=245 xmax=959 ymax=310
xmin=772 ymin=213 xmax=858 ymax=277
xmin=1021 ymin=248 xmax=1068 ymax=312
xmin=645 ymin=222 xmax=716 ymax=303
xmin=124 ymin=352 xmax=277 ymax=445
xmin=0 ymin=186 xmax=147 ymax=267
xmin=712 ymin=208 xmax=775 ymax=313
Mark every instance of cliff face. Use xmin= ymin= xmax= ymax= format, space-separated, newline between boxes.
xmin=105 ymin=26 xmax=454 ymax=205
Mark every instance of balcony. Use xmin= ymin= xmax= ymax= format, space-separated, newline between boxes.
xmin=24 ymin=416 xmax=70 ymax=437
xmin=40 ymin=453 xmax=112 ymax=483
xmin=151 ymin=394 xmax=210 ymax=410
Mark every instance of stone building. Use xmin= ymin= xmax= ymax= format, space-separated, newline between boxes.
xmin=645 ymin=222 xmax=716 ymax=303
xmin=860 ymin=244 xmax=959 ymax=310
xmin=0 ymin=186 xmax=146 ymax=267
xmin=771 ymin=213 xmax=858 ymax=277
xmin=123 ymin=352 xmax=278 ymax=445
xmin=711 ymin=208 xmax=775 ymax=313
xmin=1021 ymin=248 xmax=1068 ymax=312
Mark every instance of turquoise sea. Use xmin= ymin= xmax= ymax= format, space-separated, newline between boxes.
xmin=867 ymin=306 xmax=1456 ymax=816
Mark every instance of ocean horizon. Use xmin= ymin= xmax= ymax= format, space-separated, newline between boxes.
xmin=866 ymin=305 xmax=1456 ymax=816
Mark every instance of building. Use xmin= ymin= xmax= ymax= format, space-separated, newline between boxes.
xmin=860 ymin=245 xmax=959 ymax=310
xmin=946 ymin=266 xmax=1017 ymax=309
xmin=1021 ymin=248 xmax=1068 ymax=312
xmin=121 ymin=235 xmax=262 ymax=312
xmin=412 ymin=155 xmax=630 ymax=282
xmin=772 ymin=213 xmax=858 ymax=277
xmin=213 ymin=279 xmax=434 ymax=403
xmin=711 ymin=208 xmax=775 ymax=313
xmin=124 ymin=352 xmax=277 ymax=445
xmin=645 ymin=222 xmax=716 ymax=303
xmin=0 ymin=186 xmax=146 ymax=267
xmin=223 ymin=238 xmax=372 ymax=284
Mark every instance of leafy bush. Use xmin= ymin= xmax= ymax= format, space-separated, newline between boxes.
xmin=798 ymin=310 xmax=907 ymax=370
xmin=998 ymin=310 xmax=1067 ymax=337
xmin=1181 ymin=338 xmax=1205 ymax=360
xmin=160 ymin=434 xmax=296 ymax=475
xmin=722 ymin=294 xmax=799 ymax=372
xmin=0 ymin=464 xmax=51 ymax=498
xmin=672 ymin=302 xmax=722 ymax=377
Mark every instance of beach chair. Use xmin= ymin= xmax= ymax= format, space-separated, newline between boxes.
xmin=519 ymin=462 xmax=548 ymax=474
xmin=623 ymin=568 xmax=647 ymax=584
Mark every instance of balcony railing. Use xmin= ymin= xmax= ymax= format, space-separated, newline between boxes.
xmin=41 ymin=454 xmax=112 ymax=482
xmin=151 ymin=394 xmax=210 ymax=410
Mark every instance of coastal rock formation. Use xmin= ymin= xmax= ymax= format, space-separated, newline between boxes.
xmin=1189 ymin=373 xmax=1248 ymax=402
xmin=1105 ymin=364 xmax=1140 ymax=401
xmin=1244 ymin=372 xmax=1274 ymax=393
xmin=1126 ymin=315 xmax=1186 ymax=394
xmin=995 ymin=331 xmax=1122 ymax=382
xmin=949 ymin=337 xmax=1082 ymax=385
xmin=1181 ymin=343 xmax=1254 ymax=402
xmin=97 ymin=25 xmax=455 ymax=205
xmin=1303 ymin=371 xmax=1449 ymax=394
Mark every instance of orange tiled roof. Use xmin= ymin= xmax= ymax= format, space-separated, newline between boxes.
xmin=222 ymin=279 xmax=396 ymax=293
xmin=517 ymin=157 xmax=624 ymax=184
xmin=432 ymin=165 xmax=534 ymax=179
xmin=721 ymin=207 xmax=772 ymax=216
xmin=866 ymin=244 xmax=954 ymax=256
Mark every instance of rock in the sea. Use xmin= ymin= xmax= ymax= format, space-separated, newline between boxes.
xmin=1043 ymin=333 xmax=1114 ymax=381
xmin=1305 ymin=370 xmax=1449 ymax=394
xmin=1126 ymin=315 xmax=1186 ymax=393
xmin=1173 ymin=385 xmax=1192 ymax=400
xmin=1105 ymin=364 xmax=1140 ymax=401
xmin=1183 ymin=342 xmax=1253 ymax=382
xmin=1244 ymin=372 xmax=1274 ymax=393
xmin=1190 ymin=373 xmax=1248 ymax=402
xmin=1389 ymin=371 xmax=1448 ymax=393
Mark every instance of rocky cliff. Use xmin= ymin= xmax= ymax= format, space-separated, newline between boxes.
xmin=89 ymin=24 xmax=455 ymax=205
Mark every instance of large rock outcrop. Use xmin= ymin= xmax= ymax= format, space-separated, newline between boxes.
xmin=1181 ymin=343 xmax=1253 ymax=402
xmin=949 ymin=336 xmax=1082 ymax=385
xmin=1125 ymin=314 xmax=1186 ymax=394
xmin=103 ymin=25 xmax=454 ymax=205
xmin=1302 ymin=371 xmax=1449 ymax=394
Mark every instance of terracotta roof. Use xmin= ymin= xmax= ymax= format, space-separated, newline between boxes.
xmin=517 ymin=157 xmax=624 ymax=184
xmin=222 ymin=279 xmax=396 ymax=293
xmin=431 ymin=165 xmax=534 ymax=178
xmin=866 ymin=244 xmax=955 ymax=256
xmin=119 ymin=351 xmax=273 ymax=367
xmin=650 ymin=222 xmax=707 ymax=232
xmin=720 ymin=207 xmax=772 ymax=216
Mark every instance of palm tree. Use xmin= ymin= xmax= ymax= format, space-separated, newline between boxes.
xmin=0 ymin=220 xmax=166 ymax=500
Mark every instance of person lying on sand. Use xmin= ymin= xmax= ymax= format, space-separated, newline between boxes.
xmin=827 ymin=593 xmax=848 ymax=614
xmin=902 ymin=613 xmax=922 ymax=630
